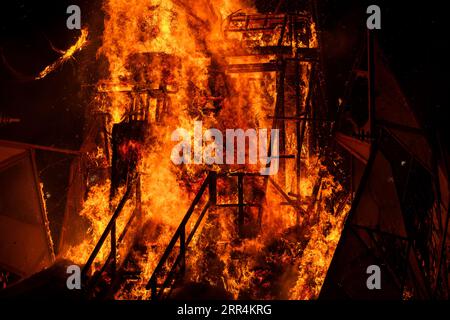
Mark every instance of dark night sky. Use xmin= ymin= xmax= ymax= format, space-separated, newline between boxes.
xmin=0 ymin=0 xmax=448 ymax=247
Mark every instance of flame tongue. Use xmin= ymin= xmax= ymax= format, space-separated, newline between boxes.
xmin=36 ymin=28 xmax=89 ymax=80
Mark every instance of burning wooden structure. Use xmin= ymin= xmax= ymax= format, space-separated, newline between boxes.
xmin=0 ymin=0 xmax=448 ymax=301
xmin=54 ymin=0 xmax=348 ymax=300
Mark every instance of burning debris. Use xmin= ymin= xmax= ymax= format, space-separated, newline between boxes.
xmin=0 ymin=27 xmax=89 ymax=82
xmin=35 ymin=28 xmax=89 ymax=80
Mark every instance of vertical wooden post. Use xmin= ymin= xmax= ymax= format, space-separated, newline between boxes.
xmin=295 ymin=56 xmax=302 ymax=204
xmin=274 ymin=59 xmax=286 ymax=186
xmin=180 ymin=224 xmax=186 ymax=277
xmin=111 ymin=221 xmax=117 ymax=278
xmin=238 ymin=174 xmax=245 ymax=238
xmin=209 ymin=171 xmax=217 ymax=206
xmin=136 ymin=174 xmax=142 ymax=222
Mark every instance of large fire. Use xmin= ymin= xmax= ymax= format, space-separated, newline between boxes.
xmin=62 ymin=0 xmax=351 ymax=300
